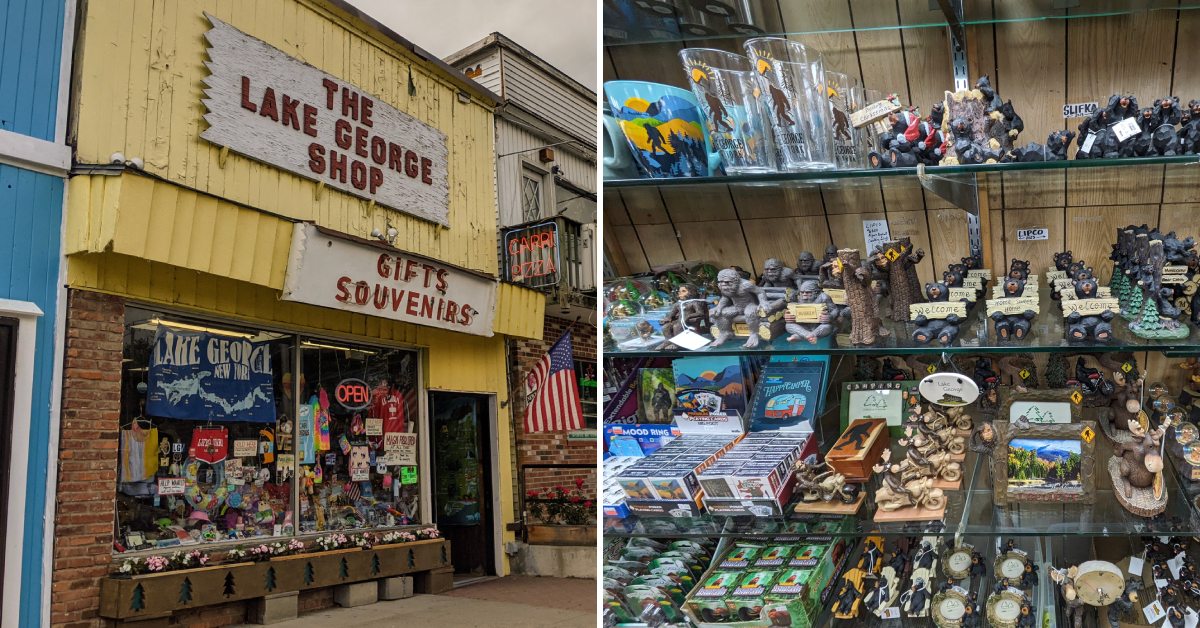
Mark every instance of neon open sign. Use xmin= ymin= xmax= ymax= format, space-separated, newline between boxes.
xmin=335 ymin=378 xmax=371 ymax=410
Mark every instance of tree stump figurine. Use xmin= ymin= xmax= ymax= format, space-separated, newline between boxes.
xmin=885 ymin=238 xmax=926 ymax=322
xmin=835 ymin=249 xmax=887 ymax=345
xmin=1130 ymin=239 xmax=1189 ymax=339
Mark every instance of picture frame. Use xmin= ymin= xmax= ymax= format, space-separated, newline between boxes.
xmin=999 ymin=388 xmax=1081 ymax=424
xmin=991 ymin=420 xmax=1096 ymax=505
xmin=840 ymin=380 xmax=917 ymax=435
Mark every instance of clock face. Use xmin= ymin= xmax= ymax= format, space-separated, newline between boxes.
xmin=939 ymin=598 xmax=965 ymax=620
xmin=994 ymin=599 xmax=1020 ymax=620
xmin=1000 ymin=557 xmax=1025 ymax=579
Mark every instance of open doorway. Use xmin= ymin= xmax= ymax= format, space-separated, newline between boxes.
xmin=429 ymin=392 xmax=495 ymax=581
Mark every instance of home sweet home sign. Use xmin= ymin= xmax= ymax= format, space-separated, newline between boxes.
xmin=200 ymin=15 xmax=450 ymax=225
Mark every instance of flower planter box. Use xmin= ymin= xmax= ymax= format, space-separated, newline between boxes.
xmin=526 ymin=524 xmax=596 ymax=547
xmin=99 ymin=539 xmax=450 ymax=621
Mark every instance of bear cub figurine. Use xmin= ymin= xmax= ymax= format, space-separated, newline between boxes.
xmin=990 ymin=278 xmax=1036 ymax=340
xmin=912 ymin=282 xmax=961 ymax=346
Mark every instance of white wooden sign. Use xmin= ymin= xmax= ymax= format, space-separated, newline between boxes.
xmin=282 ymin=223 xmax=497 ymax=336
xmin=966 ymin=269 xmax=991 ymax=279
xmin=201 ymin=15 xmax=450 ymax=225
xmin=948 ymin=287 xmax=976 ymax=302
xmin=986 ymin=297 xmax=1039 ymax=316
xmin=1061 ymin=298 xmax=1118 ymax=316
xmin=910 ymin=302 xmax=967 ymax=319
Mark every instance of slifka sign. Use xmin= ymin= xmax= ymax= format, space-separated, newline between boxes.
xmin=282 ymin=223 xmax=497 ymax=336
xmin=200 ymin=15 xmax=450 ymax=225
xmin=502 ymin=221 xmax=560 ymax=288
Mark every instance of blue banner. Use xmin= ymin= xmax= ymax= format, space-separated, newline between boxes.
xmin=147 ymin=327 xmax=276 ymax=423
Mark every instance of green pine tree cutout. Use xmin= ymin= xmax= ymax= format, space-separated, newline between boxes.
xmin=441 ymin=546 xmax=448 ymax=565
xmin=178 ymin=578 xmax=193 ymax=605
xmin=1045 ymin=354 xmax=1068 ymax=389
xmin=304 ymin=561 xmax=315 ymax=585
xmin=407 ymin=549 xmax=415 ymax=568
xmin=1127 ymin=285 xmax=1144 ymax=317
xmin=371 ymin=554 xmax=381 ymax=575
xmin=265 ymin=567 xmax=277 ymax=592
xmin=339 ymin=557 xmax=350 ymax=580
xmin=223 ymin=572 xmax=236 ymax=598
xmin=130 ymin=583 xmax=146 ymax=612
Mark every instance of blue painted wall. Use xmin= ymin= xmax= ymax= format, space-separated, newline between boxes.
xmin=0 ymin=164 xmax=62 ymax=628
xmin=1 ymin=0 xmax=68 ymax=625
xmin=0 ymin=0 xmax=65 ymax=141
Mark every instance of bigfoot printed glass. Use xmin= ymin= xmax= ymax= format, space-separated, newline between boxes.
xmin=604 ymin=80 xmax=720 ymax=178
xmin=743 ymin=38 xmax=836 ymax=171
xmin=678 ymin=48 xmax=777 ymax=175
xmin=826 ymin=71 xmax=866 ymax=168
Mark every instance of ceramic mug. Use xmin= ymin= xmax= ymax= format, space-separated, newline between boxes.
xmin=602 ymin=105 xmax=640 ymax=179
xmin=604 ymin=80 xmax=722 ymax=178
xmin=678 ymin=48 xmax=777 ymax=175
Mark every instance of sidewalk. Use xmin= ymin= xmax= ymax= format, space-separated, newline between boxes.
xmin=256 ymin=576 xmax=595 ymax=627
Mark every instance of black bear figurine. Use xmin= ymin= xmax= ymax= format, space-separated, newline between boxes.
xmin=912 ymin=282 xmax=961 ymax=346
xmin=991 ymin=278 xmax=1036 ymax=340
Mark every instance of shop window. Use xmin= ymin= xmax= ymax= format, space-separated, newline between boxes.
xmin=521 ymin=167 xmax=544 ymax=223
xmin=115 ymin=307 xmax=423 ymax=553
xmin=575 ymin=359 xmax=597 ymax=429
xmin=298 ymin=340 xmax=420 ymax=533
xmin=117 ymin=308 xmax=294 ymax=549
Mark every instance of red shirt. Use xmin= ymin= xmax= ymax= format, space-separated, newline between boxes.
xmin=372 ymin=387 xmax=405 ymax=434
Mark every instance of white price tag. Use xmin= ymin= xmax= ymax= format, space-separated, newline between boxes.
xmin=1145 ymin=600 xmax=1167 ymax=624
xmin=1017 ymin=227 xmax=1049 ymax=241
xmin=1129 ymin=553 xmax=1145 ymax=576
xmin=1184 ymin=608 xmax=1198 ymax=628
xmin=1063 ymin=101 xmax=1098 ymax=118
xmin=880 ymin=607 xmax=901 ymax=619
xmin=667 ymin=329 xmax=712 ymax=351
xmin=1113 ymin=117 xmax=1141 ymax=143
xmin=1169 ymin=551 xmax=1186 ymax=579
xmin=1080 ymin=132 xmax=1097 ymax=153
xmin=1156 ymin=578 xmax=1169 ymax=591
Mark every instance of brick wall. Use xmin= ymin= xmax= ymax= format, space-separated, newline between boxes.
xmin=51 ymin=290 xmax=125 ymax=628
xmin=509 ymin=315 xmax=597 ymax=521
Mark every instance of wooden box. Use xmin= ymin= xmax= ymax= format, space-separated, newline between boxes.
xmin=824 ymin=418 xmax=888 ymax=482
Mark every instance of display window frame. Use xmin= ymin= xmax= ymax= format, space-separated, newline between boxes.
xmin=111 ymin=303 xmax=433 ymax=557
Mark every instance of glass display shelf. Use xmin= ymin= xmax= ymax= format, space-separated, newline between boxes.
xmin=606 ymin=285 xmax=1200 ymax=358
xmin=604 ymin=154 xmax=1200 ymax=190
xmin=604 ymin=438 xmax=1200 ymax=539
xmin=604 ymin=0 xmax=1200 ymax=47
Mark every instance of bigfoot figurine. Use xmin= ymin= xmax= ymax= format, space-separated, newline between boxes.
xmin=835 ymin=249 xmax=888 ymax=345
xmin=783 ymin=280 xmax=836 ymax=344
xmin=795 ymin=251 xmax=819 ymax=279
xmin=658 ymin=284 xmax=710 ymax=350
xmin=818 ymin=244 xmax=842 ymax=288
xmin=758 ymin=258 xmax=795 ymax=288
xmin=885 ymin=238 xmax=926 ymax=322
xmin=710 ymin=269 xmax=773 ymax=349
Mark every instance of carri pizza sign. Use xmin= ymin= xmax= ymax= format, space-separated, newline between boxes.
xmin=200 ymin=15 xmax=450 ymax=225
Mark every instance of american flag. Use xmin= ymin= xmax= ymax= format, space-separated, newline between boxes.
xmin=523 ymin=333 xmax=584 ymax=433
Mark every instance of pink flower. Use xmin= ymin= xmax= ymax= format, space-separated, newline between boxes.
xmin=574 ymin=477 xmax=585 ymax=489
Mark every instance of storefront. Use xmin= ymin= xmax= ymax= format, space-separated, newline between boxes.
xmin=50 ymin=1 xmax=544 ymax=626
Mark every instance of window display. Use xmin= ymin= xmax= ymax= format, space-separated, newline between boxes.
xmin=115 ymin=307 xmax=422 ymax=552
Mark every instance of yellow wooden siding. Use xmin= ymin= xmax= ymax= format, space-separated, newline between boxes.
xmin=73 ymin=0 xmax=500 ymax=275
xmin=65 ymin=173 xmax=545 ymax=338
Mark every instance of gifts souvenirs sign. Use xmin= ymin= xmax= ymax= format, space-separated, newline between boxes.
xmin=282 ymin=223 xmax=497 ymax=336
xmin=200 ymin=15 xmax=450 ymax=225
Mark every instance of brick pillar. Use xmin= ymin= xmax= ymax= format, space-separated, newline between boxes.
xmin=50 ymin=290 xmax=125 ymax=628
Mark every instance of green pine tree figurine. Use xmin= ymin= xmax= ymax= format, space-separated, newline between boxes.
xmin=304 ymin=561 xmax=315 ymax=585
xmin=1126 ymin=284 xmax=1144 ymax=319
xmin=223 ymin=572 xmax=236 ymax=598
xmin=266 ymin=567 xmax=277 ymax=592
xmin=1045 ymin=354 xmax=1068 ymax=389
xmin=130 ymin=583 xmax=146 ymax=612
xmin=178 ymin=577 xmax=193 ymax=605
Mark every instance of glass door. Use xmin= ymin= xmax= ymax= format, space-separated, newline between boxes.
xmin=429 ymin=392 xmax=494 ymax=577
xmin=0 ymin=317 xmax=16 ymax=618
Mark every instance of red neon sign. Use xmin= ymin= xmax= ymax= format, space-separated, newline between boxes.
xmin=335 ymin=378 xmax=371 ymax=410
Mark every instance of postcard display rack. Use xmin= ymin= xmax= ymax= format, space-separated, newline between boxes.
xmin=603 ymin=2 xmax=1200 ymax=627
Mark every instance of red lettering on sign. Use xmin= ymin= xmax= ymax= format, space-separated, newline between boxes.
xmin=259 ymin=87 xmax=279 ymax=121
xmin=281 ymin=94 xmax=301 ymax=130
xmin=308 ymin=143 xmax=326 ymax=174
xmin=302 ymin=104 xmax=318 ymax=137
xmin=336 ymin=381 xmax=370 ymax=405
xmin=322 ymin=78 xmax=338 ymax=110
xmin=335 ymin=276 xmax=352 ymax=302
xmin=334 ymin=119 xmax=352 ymax=150
xmin=240 ymin=76 xmax=257 ymax=112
